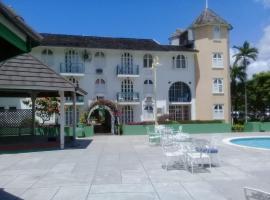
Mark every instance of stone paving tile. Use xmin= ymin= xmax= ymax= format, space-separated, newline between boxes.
xmin=93 ymin=169 xmax=122 ymax=185
xmin=87 ymin=192 xmax=159 ymax=200
xmin=0 ymin=134 xmax=270 ymax=199
xmin=20 ymin=187 xmax=59 ymax=200
xmin=182 ymin=181 xmax=228 ymax=200
xmin=153 ymin=182 xmax=193 ymax=200
xmin=52 ymin=186 xmax=90 ymax=200
xmin=90 ymin=183 xmax=155 ymax=194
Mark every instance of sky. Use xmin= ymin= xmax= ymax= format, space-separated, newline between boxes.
xmin=2 ymin=0 xmax=270 ymax=76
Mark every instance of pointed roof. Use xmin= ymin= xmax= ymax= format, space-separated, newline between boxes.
xmin=0 ymin=54 xmax=87 ymax=97
xmin=191 ymin=8 xmax=233 ymax=30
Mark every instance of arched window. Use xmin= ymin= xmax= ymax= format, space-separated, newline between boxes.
xmin=95 ymin=79 xmax=106 ymax=94
xmin=144 ymin=80 xmax=153 ymax=95
xmin=65 ymin=49 xmax=79 ymax=72
xmin=144 ymin=80 xmax=153 ymax=85
xmin=212 ymin=53 xmax=223 ymax=67
xmin=41 ymin=49 xmax=54 ymax=66
xmin=169 ymin=82 xmax=191 ymax=102
xmin=176 ymin=55 xmax=186 ymax=69
xmin=144 ymin=105 xmax=153 ymax=113
xmin=121 ymin=106 xmax=134 ymax=124
xmin=143 ymin=54 xmax=153 ymax=68
xmin=94 ymin=52 xmax=105 ymax=68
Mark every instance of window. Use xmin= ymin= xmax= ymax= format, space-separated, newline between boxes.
xmin=121 ymin=79 xmax=134 ymax=101
xmin=65 ymin=49 xmax=80 ymax=72
xmin=144 ymin=105 xmax=153 ymax=113
xmin=96 ymin=68 xmax=103 ymax=74
xmin=144 ymin=80 xmax=153 ymax=94
xmin=213 ymin=104 xmax=224 ymax=119
xmin=169 ymin=105 xmax=191 ymax=121
xmin=65 ymin=107 xmax=79 ymax=126
xmin=9 ymin=106 xmax=17 ymax=111
xmin=95 ymin=79 xmax=106 ymax=94
xmin=172 ymin=55 xmax=187 ymax=69
xmin=94 ymin=52 xmax=105 ymax=68
xmin=169 ymin=82 xmax=191 ymax=102
xmin=213 ymin=25 xmax=221 ymax=40
xmin=41 ymin=49 xmax=54 ymax=66
xmin=143 ymin=54 xmax=153 ymax=68
xmin=213 ymin=78 xmax=224 ymax=94
xmin=121 ymin=53 xmax=133 ymax=67
xmin=121 ymin=106 xmax=134 ymax=124
xmin=212 ymin=53 xmax=223 ymax=67
xmin=0 ymin=107 xmax=5 ymax=112
xmin=69 ymin=77 xmax=79 ymax=87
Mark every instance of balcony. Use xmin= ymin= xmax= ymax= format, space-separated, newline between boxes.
xmin=117 ymin=92 xmax=140 ymax=105
xmin=65 ymin=96 xmax=85 ymax=105
xmin=116 ymin=65 xmax=139 ymax=78
xmin=60 ymin=63 xmax=85 ymax=76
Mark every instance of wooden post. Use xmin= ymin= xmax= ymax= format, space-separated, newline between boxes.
xmin=72 ymin=92 xmax=76 ymax=141
xmin=31 ymin=93 xmax=37 ymax=136
xmin=59 ymin=91 xmax=65 ymax=149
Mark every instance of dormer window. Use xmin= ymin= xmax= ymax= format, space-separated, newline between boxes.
xmin=143 ymin=54 xmax=153 ymax=68
xmin=41 ymin=49 xmax=54 ymax=66
xmin=213 ymin=25 xmax=221 ymax=40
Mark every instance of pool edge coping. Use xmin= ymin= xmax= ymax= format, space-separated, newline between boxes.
xmin=223 ymin=136 xmax=270 ymax=151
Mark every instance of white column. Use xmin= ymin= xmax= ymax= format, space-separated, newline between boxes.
xmin=72 ymin=92 xmax=76 ymax=140
xmin=59 ymin=91 xmax=65 ymax=149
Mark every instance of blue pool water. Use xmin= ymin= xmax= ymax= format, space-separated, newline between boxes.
xmin=231 ymin=137 xmax=270 ymax=149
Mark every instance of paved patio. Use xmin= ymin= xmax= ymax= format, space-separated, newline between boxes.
xmin=0 ymin=133 xmax=270 ymax=200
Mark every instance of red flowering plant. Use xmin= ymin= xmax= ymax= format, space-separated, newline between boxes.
xmin=23 ymin=97 xmax=60 ymax=125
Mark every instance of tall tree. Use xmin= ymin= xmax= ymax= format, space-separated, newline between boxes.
xmin=233 ymin=41 xmax=258 ymax=122
xmin=247 ymin=72 xmax=270 ymax=121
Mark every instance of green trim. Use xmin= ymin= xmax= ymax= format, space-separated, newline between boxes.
xmin=244 ymin=122 xmax=270 ymax=132
xmin=0 ymin=23 xmax=29 ymax=52
xmin=122 ymin=123 xmax=232 ymax=135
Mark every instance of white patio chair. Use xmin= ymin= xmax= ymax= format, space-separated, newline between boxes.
xmin=244 ymin=187 xmax=270 ymax=200
xmin=186 ymin=140 xmax=211 ymax=174
xmin=147 ymin=127 xmax=161 ymax=145
xmin=161 ymin=133 xmax=186 ymax=170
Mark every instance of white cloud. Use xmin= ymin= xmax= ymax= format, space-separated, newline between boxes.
xmin=255 ymin=0 xmax=270 ymax=8
xmin=248 ymin=25 xmax=270 ymax=78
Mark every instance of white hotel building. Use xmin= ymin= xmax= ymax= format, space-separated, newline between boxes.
xmin=1 ymin=8 xmax=232 ymax=133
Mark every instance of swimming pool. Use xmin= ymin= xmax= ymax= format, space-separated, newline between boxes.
xmin=224 ymin=136 xmax=270 ymax=150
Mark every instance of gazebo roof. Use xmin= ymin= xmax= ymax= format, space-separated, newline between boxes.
xmin=0 ymin=54 xmax=86 ymax=97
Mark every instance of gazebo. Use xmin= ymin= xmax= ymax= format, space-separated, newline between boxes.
xmin=0 ymin=1 xmax=42 ymax=61
xmin=0 ymin=54 xmax=87 ymax=149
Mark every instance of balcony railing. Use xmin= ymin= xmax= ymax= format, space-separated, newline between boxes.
xmin=117 ymin=92 xmax=140 ymax=102
xmin=65 ymin=96 xmax=84 ymax=104
xmin=116 ymin=65 xmax=139 ymax=76
xmin=60 ymin=63 xmax=85 ymax=74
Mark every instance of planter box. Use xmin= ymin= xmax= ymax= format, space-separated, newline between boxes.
xmin=122 ymin=123 xmax=231 ymax=135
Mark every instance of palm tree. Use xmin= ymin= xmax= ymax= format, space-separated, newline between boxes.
xmin=233 ymin=41 xmax=258 ymax=123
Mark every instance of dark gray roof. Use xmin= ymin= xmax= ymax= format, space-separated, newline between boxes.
xmin=40 ymin=33 xmax=198 ymax=52
xmin=0 ymin=1 xmax=43 ymax=44
xmin=0 ymin=54 xmax=76 ymax=92
xmin=191 ymin=8 xmax=233 ymax=30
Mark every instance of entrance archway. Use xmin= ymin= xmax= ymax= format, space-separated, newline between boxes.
xmin=89 ymin=108 xmax=112 ymax=134
xmin=88 ymin=104 xmax=116 ymax=134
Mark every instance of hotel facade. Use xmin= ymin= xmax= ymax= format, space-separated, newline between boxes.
xmin=1 ymin=8 xmax=232 ymax=133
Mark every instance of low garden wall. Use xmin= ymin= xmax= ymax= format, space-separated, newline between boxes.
xmin=122 ymin=123 xmax=232 ymax=135
xmin=244 ymin=122 xmax=270 ymax=132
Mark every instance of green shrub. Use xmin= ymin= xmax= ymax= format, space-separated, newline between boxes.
xmin=232 ymin=124 xmax=244 ymax=132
